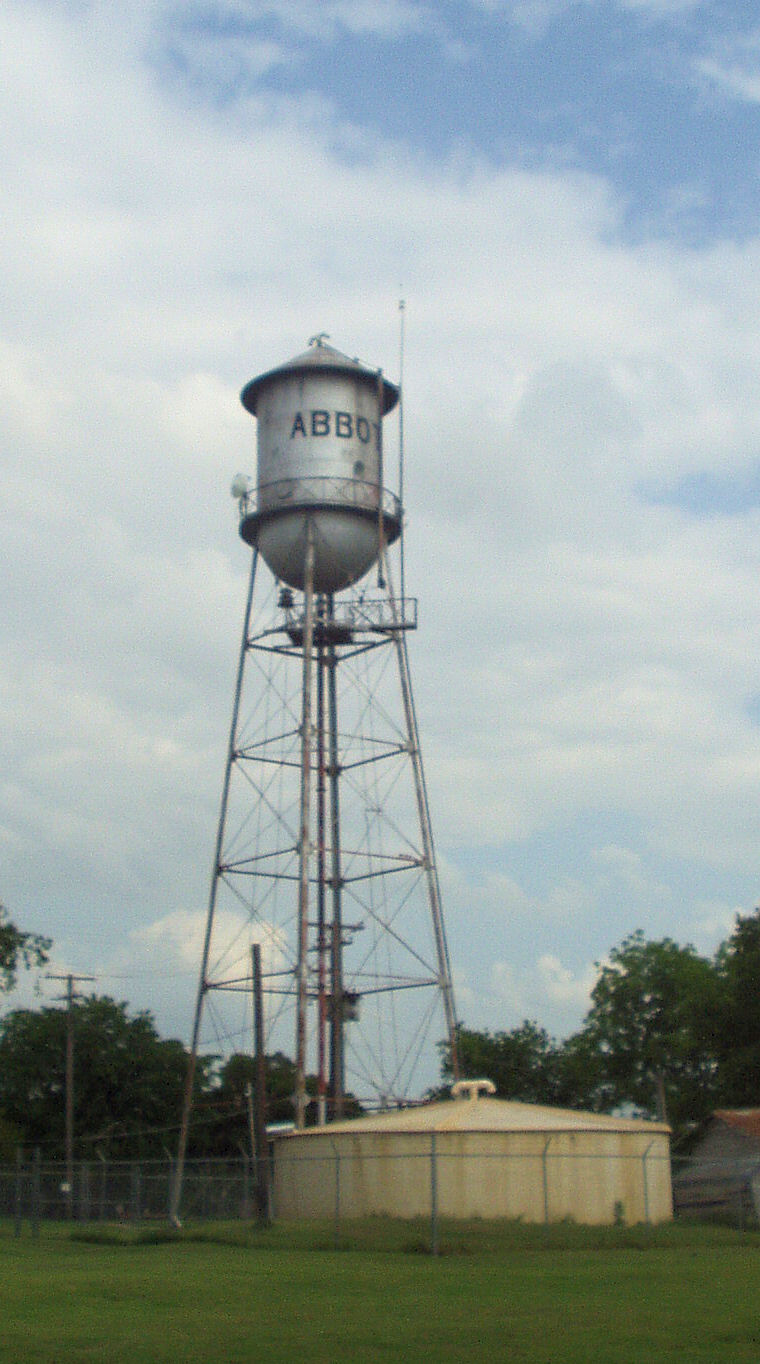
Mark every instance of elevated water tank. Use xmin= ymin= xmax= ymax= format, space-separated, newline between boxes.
xmin=239 ymin=337 xmax=401 ymax=593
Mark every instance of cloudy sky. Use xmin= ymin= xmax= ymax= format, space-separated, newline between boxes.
xmin=4 ymin=0 xmax=760 ymax=1068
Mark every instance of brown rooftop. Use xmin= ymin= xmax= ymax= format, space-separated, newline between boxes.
xmin=714 ymin=1109 xmax=760 ymax=1141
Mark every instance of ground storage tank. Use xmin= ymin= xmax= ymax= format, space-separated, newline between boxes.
xmin=239 ymin=337 xmax=400 ymax=593
xmin=271 ymin=1083 xmax=672 ymax=1225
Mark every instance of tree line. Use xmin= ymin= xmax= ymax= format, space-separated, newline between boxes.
xmin=0 ymin=902 xmax=758 ymax=1156
xmin=0 ymin=905 xmax=311 ymax=1160
xmin=441 ymin=909 xmax=760 ymax=1143
xmin=0 ymin=988 xmax=313 ymax=1161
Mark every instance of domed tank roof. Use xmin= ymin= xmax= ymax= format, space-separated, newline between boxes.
xmin=278 ymin=1094 xmax=671 ymax=1137
xmin=241 ymin=336 xmax=399 ymax=416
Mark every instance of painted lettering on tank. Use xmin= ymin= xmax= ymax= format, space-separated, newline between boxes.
xmin=288 ymin=411 xmax=380 ymax=446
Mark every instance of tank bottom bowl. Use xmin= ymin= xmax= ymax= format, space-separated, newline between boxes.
xmin=240 ymin=505 xmax=401 ymax=594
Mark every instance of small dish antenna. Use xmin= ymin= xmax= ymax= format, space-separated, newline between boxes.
xmin=230 ymin=473 xmax=249 ymax=499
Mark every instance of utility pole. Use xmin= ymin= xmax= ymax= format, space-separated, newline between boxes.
xmin=47 ymin=972 xmax=94 ymax=1217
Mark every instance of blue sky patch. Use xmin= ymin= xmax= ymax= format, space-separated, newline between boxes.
xmin=153 ymin=1 xmax=760 ymax=243
xmin=641 ymin=463 xmax=760 ymax=516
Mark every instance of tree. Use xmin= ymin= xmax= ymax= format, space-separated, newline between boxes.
xmin=439 ymin=934 xmax=722 ymax=1139
xmin=0 ymin=996 xmax=197 ymax=1157
xmin=439 ymin=1021 xmax=572 ymax=1106
xmin=437 ymin=914 xmax=760 ymax=1144
xmin=189 ymin=1052 xmax=332 ymax=1156
xmin=0 ymin=904 xmax=50 ymax=992
xmin=220 ymin=1050 xmax=306 ymax=1126
xmin=569 ymin=931 xmax=721 ymax=1137
xmin=714 ymin=908 xmax=760 ymax=1105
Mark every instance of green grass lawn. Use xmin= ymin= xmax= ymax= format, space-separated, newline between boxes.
xmin=2 ymin=1220 xmax=760 ymax=1362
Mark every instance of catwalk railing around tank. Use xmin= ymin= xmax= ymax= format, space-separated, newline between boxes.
xmin=269 ymin=593 xmax=419 ymax=639
xmin=236 ymin=475 xmax=402 ymax=524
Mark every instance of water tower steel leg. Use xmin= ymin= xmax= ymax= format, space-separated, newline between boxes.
xmin=170 ymin=550 xmax=260 ymax=1224
xmin=383 ymin=554 xmax=460 ymax=1080
xmin=326 ymin=597 xmax=345 ymax=1118
xmin=316 ymin=607 xmax=328 ymax=1127
xmin=252 ymin=942 xmax=270 ymax=1222
xmin=295 ymin=524 xmax=316 ymax=1131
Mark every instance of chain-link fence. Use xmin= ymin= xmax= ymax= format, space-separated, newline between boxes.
xmin=671 ymin=1153 xmax=760 ymax=1230
xmin=2 ymin=1154 xmax=259 ymax=1230
xmin=4 ymin=1150 xmax=759 ymax=1238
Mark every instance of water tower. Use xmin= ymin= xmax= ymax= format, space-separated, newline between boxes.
xmin=173 ymin=335 xmax=458 ymax=1198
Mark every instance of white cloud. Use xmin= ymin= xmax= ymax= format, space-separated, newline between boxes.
xmin=487 ymin=953 xmax=595 ymax=1032
xmin=697 ymin=55 xmax=760 ymax=106
xmin=476 ymin=0 xmax=702 ymax=36
xmin=536 ymin=953 xmax=596 ymax=1010
xmin=692 ymin=28 xmax=760 ymax=107
xmin=281 ymin=0 xmax=431 ymax=38
xmin=618 ymin=0 xmax=701 ymax=13
xmin=187 ymin=0 xmax=431 ymax=39
xmin=3 ymin=0 xmax=760 ymax=1073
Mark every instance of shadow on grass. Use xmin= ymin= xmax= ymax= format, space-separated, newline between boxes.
xmin=67 ymin=1216 xmax=760 ymax=1257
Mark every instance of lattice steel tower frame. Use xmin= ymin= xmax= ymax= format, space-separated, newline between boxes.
xmin=172 ymin=338 xmax=458 ymax=1213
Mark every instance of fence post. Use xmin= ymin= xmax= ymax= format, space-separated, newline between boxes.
xmin=32 ymin=1149 xmax=41 ymax=1239
xmin=266 ymin=1141 xmax=274 ymax=1223
xmin=542 ymin=1137 xmax=553 ymax=1224
xmin=642 ymin=1142 xmax=653 ymax=1224
xmin=97 ymin=1152 xmax=108 ymax=1222
xmin=130 ymin=1163 xmax=142 ymax=1222
xmin=331 ymin=1142 xmax=341 ymax=1250
xmin=14 ymin=1148 xmax=23 ymax=1239
xmin=79 ymin=1162 xmax=92 ymax=1223
xmin=240 ymin=1147 xmax=250 ymax=1219
xmin=164 ymin=1153 xmax=175 ymax=1223
xmin=430 ymin=1133 xmax=439 ymax=1257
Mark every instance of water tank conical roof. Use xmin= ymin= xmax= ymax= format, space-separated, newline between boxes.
xmin=240 ymin=339 xmax=399 ymax=415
